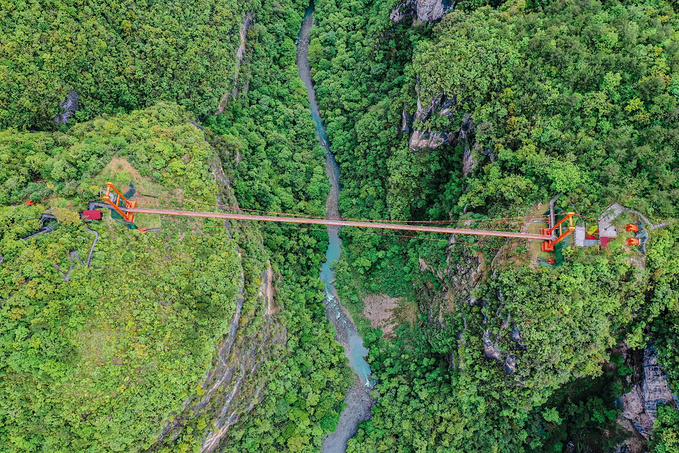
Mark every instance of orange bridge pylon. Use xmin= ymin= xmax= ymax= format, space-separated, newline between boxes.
xmin=541 ymin=212 xmax=575 ymax=252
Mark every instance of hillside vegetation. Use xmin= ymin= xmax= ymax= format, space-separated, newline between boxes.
xmin=414 ymin=0 xmax=679 ymax=217
xmin=310 ymin=0 xmax=679 ymax=451
xmin=0 ymin=104 xmax=245 ymax=451
xmin=2 ymin=0 xmax=679 ymax=451
xmin=0 ymin=0 xmax=242 ymax=129
xmin=1 ymin=0 xmax=353 ymax=450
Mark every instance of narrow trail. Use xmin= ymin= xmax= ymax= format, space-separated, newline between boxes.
xmin=86 ymin=227 xmax=99 ymax=267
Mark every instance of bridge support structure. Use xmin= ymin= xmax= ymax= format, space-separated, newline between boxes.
xmin=103 ymin=182 xmax=137 ymax=223
xmin=541 ymin=212 xmax=575 ymax=252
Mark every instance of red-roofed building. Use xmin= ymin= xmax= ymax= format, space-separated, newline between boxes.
xmin=82 ymin=210 xmax=102 ymax=221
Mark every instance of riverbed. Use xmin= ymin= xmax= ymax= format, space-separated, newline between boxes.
xmin=296 ymin=5 xmax=374 ymax=453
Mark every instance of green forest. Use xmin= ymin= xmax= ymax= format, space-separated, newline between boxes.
xmin=1 ymin=0 xmax=679 ymax=451
xmin=310 ymin=0 xmax=679 ymax=451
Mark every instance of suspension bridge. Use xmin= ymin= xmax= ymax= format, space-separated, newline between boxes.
xmin=102 ymin=183 xmax=575 ymax=250
xmin=122 ymin=206 xmax=551 ymax=240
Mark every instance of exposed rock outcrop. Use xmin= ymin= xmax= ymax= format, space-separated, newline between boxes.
xmin=461 ymin=145 xmax=477 ymax=177
xmin=620 ymin=347 xmax=678 ymax=438
xmin=622 ymin=386 xmax=655 ymax=437
xmin=408 ymin=115 xmax=472 ymax=152
xmin=390 ymin=0 xmax=454 ymax=24
xmin=483 ymin=330 xmax=502 ymax=361
xmin=640 ymin=349 xmax=677 ymax=420
xmin=409 ymin=129 xmax=452 ymax=151
xmin=408 ymin=88 xmax=473 ymax=152
xmin=458 ymin=114 xmax=472 ymax=140
xmin=444 ymin=246 xmax=485 ymax=307
xmin=53 ymin=91 xmax=78 ymax=125
xmin=414 ymin=91 xmax=456 ymax=122
xmin=151 ymin=141 xmax=284 ymax=453
xmin=401 ymin=107 xmax=413 ymax=134
xmin=217 ymin=12 xmax=254 ymax=113
xmin=504 ymin=354 xmax=517 ymax=375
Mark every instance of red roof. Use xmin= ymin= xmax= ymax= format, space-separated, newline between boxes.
xmin=82 ymin=210 xmax=102 ymax=220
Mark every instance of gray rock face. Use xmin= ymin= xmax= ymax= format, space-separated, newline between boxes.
xmin=416 ymin=0 xmax=452 ymax=22
xmin=408 ymin=115 xmax=471 ymax=151
xmin=641 ymin=348 xmax=677 ymax=420
xmin=409 ymin=129 xmax=451 ymax=151
xmin=408 ymin=87 xmax=472 ymax=152
xmin=504 ymin=354 xmax=516 ymax=375
xmin=390 ymin=2 xmax=412 ymax=24
xmin=621 ymin=348 xmax=678 ymax=438
xmin=415 ymin=91 xmax=455 ymax=122
xmin=622 ymin=385 xmax=655 ymax=437
xmin=401 ymin=108 xmax=413 ymax=134
xmin=217 ymin=12 xmax=254 ymax=113
xmin=510 ymin=326 xmax=524 ymax=344
xmin=53 ymin=91 xmax=78 ymax=125
xmin=461 ymin=146 xmax=477 ymax=177
xmin=390 ymin=0 xmax=454 ymax=24
xmin=482 ymin=330 xmax=502 ymax=361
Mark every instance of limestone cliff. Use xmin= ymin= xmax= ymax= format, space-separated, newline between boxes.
xmin=621 ymin=348 xmax=678 ymax=439
xmin=390 ymin=0 xmax=454 ymax=24
xmin=406 ymin=84 xmax=475 ymax=154
xmin=53 ymin=91 xmax=78 ymax=125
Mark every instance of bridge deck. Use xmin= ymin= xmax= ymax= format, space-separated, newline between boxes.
xmin=124 ymin=207 xmax=551 ymax=240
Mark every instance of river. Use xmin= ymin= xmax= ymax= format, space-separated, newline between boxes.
xmin=296 ymin=5 xmax=374 ymax=453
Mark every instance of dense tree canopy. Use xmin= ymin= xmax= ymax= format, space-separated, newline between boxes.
xmin=414 ymin=0 xmax=679 ymax=217
xmin=2 ymin=0 xmax=354 ymax=448
xmin=310 ymin=0 xmax=679 ymax=451
xmin=2 ymin=0 xmax=679 ymax=451
xmin=1 ymin=205 xmax=242 ymax=452
xmin=0 ymin=0 xmax=243 ymax=129
xmin=0 ymin=102 xmax=217 ymax=206
xmin=0 ymin=104 xmax=246 ymax=451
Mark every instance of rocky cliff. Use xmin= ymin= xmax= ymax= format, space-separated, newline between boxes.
xmin=53 ymin=91 xmax=78 ymax=125
xmin=149 ymin=134 xmax=286 ymax=453
xmin=620 ymin=347 xmax=678 ymax=439
xmin=390 ymin=0 xmax=454 ymax=24
xmin=405 ymin=84 xmax=475 ymax=154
